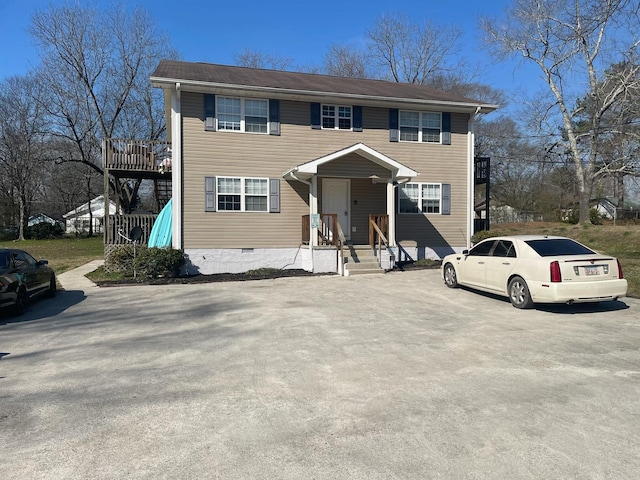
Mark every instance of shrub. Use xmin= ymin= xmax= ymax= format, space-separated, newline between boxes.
xmin=26 ymin=222 xmax=64 ymax=240
xmin=134 ymin=247 xmax=185 ymax=278
xmin=471 ymin=229 xmax=507 ymax=244
xmin=590 ymin=207 xmax=603 ymax=225
xmin=105 ymin=244 xmax=137 ymax=274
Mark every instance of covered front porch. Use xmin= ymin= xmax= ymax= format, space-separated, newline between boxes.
xmin=284 ymin=143 xmax=418 ymax=274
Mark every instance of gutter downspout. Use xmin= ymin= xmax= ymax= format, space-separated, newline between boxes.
xmin=467 ymin=106 xmax=481 ymax=249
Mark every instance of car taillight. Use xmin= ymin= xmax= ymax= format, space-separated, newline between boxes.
xmin=550 ymin=261 xmax=562 ymax=282
xmin=617 ymin=259 xmax=624 ymax=279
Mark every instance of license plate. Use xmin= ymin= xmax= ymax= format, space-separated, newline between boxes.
xmin=583 ymin=266 xmax=600 ymax=276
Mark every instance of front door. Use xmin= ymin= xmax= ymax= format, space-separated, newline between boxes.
xmin=322 ymin=178 xmax=350 ymax=240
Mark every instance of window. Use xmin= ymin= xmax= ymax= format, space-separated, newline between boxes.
xmin=217 ymin=177 xmax=268 ymax=212
xmin=469 ymin=240 xmax=495 ymax=257
xmin=399 ymin=111 xmax=441 ymax=143
xmin=322 ymin=104 xmax=352 ymax=130
xmin=216 ymin=97 xmax=268 ymax=133
xmin=399 ymin=183 xmax=443 ymax=214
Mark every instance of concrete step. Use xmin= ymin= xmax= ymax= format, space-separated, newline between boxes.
xmin=346 ymin=267 xmax=385 ymax=276
xmin=343 ymin=246 xmax=385 ymax=276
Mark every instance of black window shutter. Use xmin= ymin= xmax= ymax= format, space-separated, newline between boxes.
xmin=269 ymin=178 xmax=281 ymax=213
xmin=205 ymin=176 xmax=216 ymax=212
xmin=204 ymin=94 xmax=216 ymax=131
xmin=442 ymin=183 xmax=451 ymax=215
xmin=310 ymin=103 xmax=321 ymax=129
xmin=353 ymin=105 xmax=363 ymax=132
xmin=269 ymin=99 xmax=281 ymax=136
xmin=441 ymin=112 xmax=451 ymax=145
xmin=389 ymin=109 xmax=399 ymax=142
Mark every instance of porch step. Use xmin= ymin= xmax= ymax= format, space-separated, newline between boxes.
xmin=344 ymin=245 xmax=385 ymax=276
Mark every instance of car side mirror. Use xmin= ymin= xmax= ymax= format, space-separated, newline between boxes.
xmin=462 ymin=249 xmax=469 ymax=255
xmin=37 ymin=260 xmax=48 ymax=266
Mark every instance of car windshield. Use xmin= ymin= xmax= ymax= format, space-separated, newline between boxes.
xmin=525 ymin=238 xmax=595 ymax=257
xmin=0 ymin=252 xmax=9 ymax=269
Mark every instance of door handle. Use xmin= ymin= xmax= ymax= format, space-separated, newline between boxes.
xmin=502 ymin=262 xmax=511 ymax=265
xmin=477 ymin=261 xmax=485 ymax=265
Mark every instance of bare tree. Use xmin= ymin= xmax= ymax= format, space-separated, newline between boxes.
xmin=29 ymin=3 xmax=176 ymax=219
xmin=482 ymin=0 xmax=640 ymax=223
xmin=366 ymin=14 xmax=463 ymax=84
xmin=324 ymin=44 xmax=371 ymax=78
xmin=0 ymin=74 xmax=49 ymax=240
xmin=233 ymin=49 xmax=293 ymax=70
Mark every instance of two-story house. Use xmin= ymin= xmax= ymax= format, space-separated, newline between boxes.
xmin=146 ymin=60 xmax=497 ymax=275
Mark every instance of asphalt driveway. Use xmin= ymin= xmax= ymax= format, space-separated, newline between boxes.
xmin=1 ymin=269 xmax=639 ymax=479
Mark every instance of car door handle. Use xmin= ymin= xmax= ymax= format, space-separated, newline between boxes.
xmin=477 ymin=261 xmax=485 ymax=265
xmin=502 ymin=262 xmax=511 ymax=265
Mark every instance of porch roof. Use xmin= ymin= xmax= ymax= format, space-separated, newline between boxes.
xmin=283 ymin=143 xmax=418 ymax=182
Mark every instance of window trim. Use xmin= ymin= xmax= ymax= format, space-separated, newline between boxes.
xmin=215 ymin=96 xmax=270 ymax=134
xmin=399 ymin=110 xmax=442 ymax=143
xmin=216 ymin=176 xmax=270 ymax=212
xmin=398 ymin=182 xmax=445 ymax=215
xmin=321 ymin=103 xmax=352 ymax=131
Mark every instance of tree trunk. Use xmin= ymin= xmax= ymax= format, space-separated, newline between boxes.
xmin=579 ymin=189 xmax=591 ymax=224
xmin=18 ymin=195 xmax=26 ymax=241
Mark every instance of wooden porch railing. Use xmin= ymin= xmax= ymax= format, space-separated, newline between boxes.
xmin=369 ymin=214 xmax=390 ymax=265
xmin=103 ymin=139 xmax=172 ymax=172
xmin=302 ymin=214 xmax=340 ymax=246
xmin=105 ymin=214 xmax=158 ymax=245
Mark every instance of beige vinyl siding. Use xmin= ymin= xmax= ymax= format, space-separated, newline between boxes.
xmin=317 ymin=153 xmax=391 ymax=178
xmin=180 ymin=92 xmax=470 ymax=249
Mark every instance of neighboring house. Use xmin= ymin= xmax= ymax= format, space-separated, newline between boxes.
xmin=28 ymin=213 xmax=62 ymax=228
xmin=593 ymin=197 xmax=640 ymax=220
xmin=111 ymin=60 xmax=497 ymax=274
xmin=63 ymin=195 xmax=118 ymax=233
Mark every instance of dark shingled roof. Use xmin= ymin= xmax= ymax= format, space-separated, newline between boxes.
xmin=151 ymin=60 xmax=495 ymax=109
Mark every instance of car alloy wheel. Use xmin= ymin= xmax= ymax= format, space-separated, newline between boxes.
xmin=508 ymin=276 xmax=534 ymax=309
xmin=444 ymin=263 xmax=458 ymax=288
xmin=14 ymin=288 xmax=28 ymax=315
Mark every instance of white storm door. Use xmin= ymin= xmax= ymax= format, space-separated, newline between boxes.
xmin=322 ymin=178 xmax=350 ymax=240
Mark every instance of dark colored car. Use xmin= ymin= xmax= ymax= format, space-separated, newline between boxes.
xmin=0 ymin=248 xmax=56 ymax=314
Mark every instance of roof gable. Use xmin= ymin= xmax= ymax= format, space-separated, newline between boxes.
xmin=284 ymin=143 xmax=418 ymax=181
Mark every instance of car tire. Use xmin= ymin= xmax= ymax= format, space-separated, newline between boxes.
xmin=508 ymin=276 xmax=534 ymax=309
xmin=14 ymin=288 xmax=28 ymax=315
xmin=47 ymin=276 xmax=57 ymax=298
xmin=443 ymin=263 xmax=458 ymax=288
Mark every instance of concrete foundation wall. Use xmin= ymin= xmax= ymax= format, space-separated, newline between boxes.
xmin=183 ymin=247 xmax=337 ymax=275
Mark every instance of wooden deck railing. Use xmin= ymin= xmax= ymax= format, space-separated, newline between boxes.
xmin=369 ymin=214 xmax=390 ymax=265
xmin=302 ymin=213 xmax=340 ymax=246
xmin=105 ymin=214 xmax=158 ymax=245
xmin=103 ymin=139 xmax=172 ymax=172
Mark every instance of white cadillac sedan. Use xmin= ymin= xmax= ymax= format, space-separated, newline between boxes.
xmin=441 ymin=235 xmax=628 ymax=309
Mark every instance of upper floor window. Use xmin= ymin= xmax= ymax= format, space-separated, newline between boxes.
xmin=399 ymin=111 xmax=441 ymax=143
xmin=322 ymin=104 xmax=352 ymax=130
xmin=216 ymin=97 xmax=268 ymax=134
xmin=399 ymin=183 xmax=442 ymax=214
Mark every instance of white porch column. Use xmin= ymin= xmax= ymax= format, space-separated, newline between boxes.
xmin=387 ymin=181 xmax=396 ymax=246
xmin=171 ymin=83 xmax=182 ymax=249
xmin=310 ymin=175 xmax=318 ymax=247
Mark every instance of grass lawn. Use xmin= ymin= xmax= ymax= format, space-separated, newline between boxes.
xmin=0 ymin=236 xmax=104 ymax=274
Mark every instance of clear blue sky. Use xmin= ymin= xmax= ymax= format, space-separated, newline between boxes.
xmin=0 ymin=0 xmax=535 ymax=104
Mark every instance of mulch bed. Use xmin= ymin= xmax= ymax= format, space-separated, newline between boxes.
xmin=94 ymin=262 xmax=442 ymax=287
